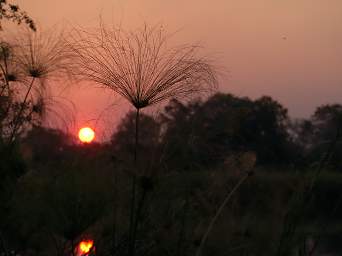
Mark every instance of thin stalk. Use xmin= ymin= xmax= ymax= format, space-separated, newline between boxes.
xmin=9 ymin=77 xmax=36 ymax=143
xmin=308 ymin=194 xmax=342 ymax=256
xmin=305 ymin=129 xmax=341 ymax=256
xmin=276 ymin=128 xmax=340 ymax=256
xmin=129 ymin=107 xmax=140 ymax=256
xmin=112 ymin=170 xmax=118 ymax=252
xmin=195 ymin=172 xmax=250 ymax=256
xmin=133 ymin=188 xmax=147 ymax=244
xmin=176 ymin=193 xmax=189 ymax=256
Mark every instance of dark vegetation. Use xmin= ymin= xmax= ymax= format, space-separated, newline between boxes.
xmin=2 ymin=94 xmax=342 ymax=256
xmin=1 ymin=2 xmax=342 ymax=256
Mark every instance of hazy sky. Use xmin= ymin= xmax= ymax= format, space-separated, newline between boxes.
xmin=14 ymin=0 xmax=342 ymax=139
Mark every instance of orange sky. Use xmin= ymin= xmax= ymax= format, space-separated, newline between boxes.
xmin=14 ymin=0 xmax=342 ymax=140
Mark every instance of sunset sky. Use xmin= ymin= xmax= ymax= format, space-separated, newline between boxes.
xmin=14 ymin=0 xmax=342 ymax=139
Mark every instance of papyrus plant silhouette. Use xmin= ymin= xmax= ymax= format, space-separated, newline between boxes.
xmin=70 ymin=23 xmax=218 ymax=256
xmin=0 ymin=26 xmax=73 ymax=143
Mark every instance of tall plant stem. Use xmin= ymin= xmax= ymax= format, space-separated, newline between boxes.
xmin=129 ymin=108 xmax=140 ymax=256
xmin=112 ymin=169 xmax=118 ymax=252
xmin=177 ymin=193 xmax=190 ymax=256
xmin=195 ymin=172 xmax=250 ymax=256
xmin=133 ymin=188 xmax=147 ymax=244
xmin=9 ymin=77 xmax=35 ymax=143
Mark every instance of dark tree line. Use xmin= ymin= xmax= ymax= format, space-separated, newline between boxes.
xmin=111 ymin=93 xmax=342 ymax=172
xmin=19 ymin=92 xmax=342 ymax=173
xmin=12 ymin=92 xmax=342 ymax=256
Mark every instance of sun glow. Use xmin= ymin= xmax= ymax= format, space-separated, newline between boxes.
xmin=78 ymin=127 xmax=95 ymax=143
xmin=79 ymin=240 xmax=94 ymax=254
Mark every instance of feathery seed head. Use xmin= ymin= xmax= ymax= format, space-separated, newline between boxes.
xmin=71 ymin=24 xmax=218 ymax=109
xmin=13 ymin=26 xmax=73 ymax=80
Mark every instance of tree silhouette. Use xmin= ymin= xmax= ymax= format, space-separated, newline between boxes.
xmin=0 ymin=0 xmax=35 ymax=31
xmin=160 ymin=93 xmax=295 ymax=169
xmin=301 ymin=104 xmax=342 ymax=169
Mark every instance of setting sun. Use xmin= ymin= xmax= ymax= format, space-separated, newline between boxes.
xmin=78 ymin=127 xmax=95 ymax=143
